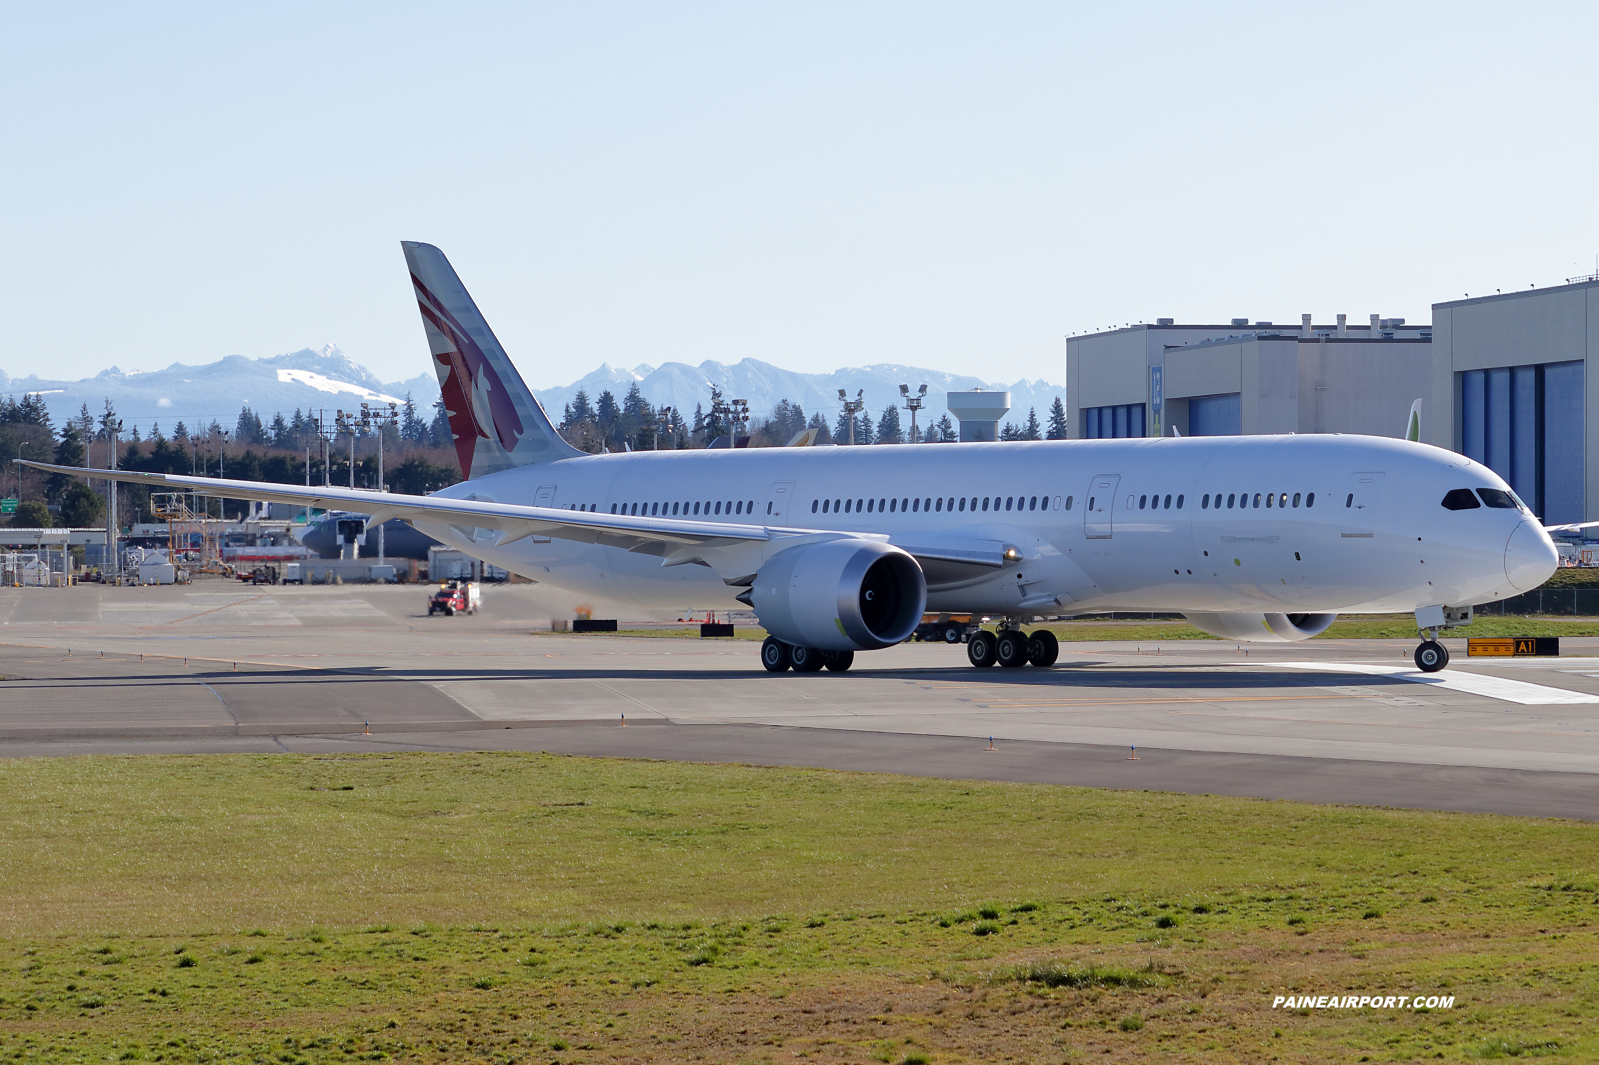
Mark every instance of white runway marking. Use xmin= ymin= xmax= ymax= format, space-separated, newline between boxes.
xmin=1273 ymin=662 xmax=1599 ymax=706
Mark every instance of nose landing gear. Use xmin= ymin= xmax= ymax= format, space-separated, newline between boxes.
xmin=1415 ymin=639 xmax=1449 ymax=672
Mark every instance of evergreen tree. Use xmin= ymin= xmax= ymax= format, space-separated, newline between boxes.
xmin=929 ymin=413 xmax=955 ymax=442
xmin=596 ymin=390 xmax=619 ymax=437
xmin=834 ymin=409 xmax=854 ymax=444
xmin=566 ymin=389 xmax=595 ymax=427
xmin=1000 ymin=421 xmax=1020 ymax=441
xmin=1046 ymin=397 xmax=1068 ymax=440
xmin=59 ymin=481 xmax=103 ymax=526
xmin=75 ymin=403 xmax=95 ymax=443
xmin=400 ymin=393 xmax=426 ymax=443
xmin=269 ymin=412 xmax=290 ymax=448
xmin=235 ymin=406 xmax=266 ymax=445
xmin=152 ymin=422 xmax=164 ymax=441
xmin=172 ymin=421 xmax=189 ymax=441
xmin=429 ymin=398 xmax=451 ymax=448
xmin=857 ymin=410 xmax=874 ymax=446
xmin=807 ymin=412 xmax=833 ymax=446
xmin=1021 ymin=406 xmax=1042 ymax=441
xmin=701 ymin=386 xmax=728 ymax=444
xmin=875 ymin=404 xmax=903 ymax=444
xmin=46 ymin=427 xmax=86 ymax=502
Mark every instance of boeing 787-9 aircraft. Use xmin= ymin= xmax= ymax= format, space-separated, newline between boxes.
xmin=25 ymin=243 xmax=1561 ymax=674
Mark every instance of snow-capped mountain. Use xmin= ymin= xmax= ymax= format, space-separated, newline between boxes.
xmin=2 ymin=346 xmax=1065 ymax=439
xmin=0 ymin=346 xmax=439 ymax=434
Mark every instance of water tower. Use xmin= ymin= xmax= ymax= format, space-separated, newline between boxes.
xmin=946 ymin=389 xmax=1011 ymax=442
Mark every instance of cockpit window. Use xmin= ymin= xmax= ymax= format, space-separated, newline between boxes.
xmin=1441 ymin=488 xmax=1481 ymax=511
xmin=1477 ymin=488 xmax=1519 ymax=509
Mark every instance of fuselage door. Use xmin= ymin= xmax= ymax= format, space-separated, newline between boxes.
xmin=765 ymin=481 xmax=796 ymax=522
xmin=531 ymin=484 xmax=557 ymax=543
xmin=1340 ymin=472 xmax=1385 ymax=538
xmin=1084 ymin=474 xmax=1120 ymax=539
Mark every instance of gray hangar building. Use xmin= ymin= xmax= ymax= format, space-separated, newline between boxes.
xmin=1066 ymin=276 xmax=1599 ymax=526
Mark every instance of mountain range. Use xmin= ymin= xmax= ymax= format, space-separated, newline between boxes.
xmin=3 ymin=348 xmax=1065 ymax=438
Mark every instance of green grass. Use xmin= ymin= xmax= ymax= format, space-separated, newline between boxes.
xmin=1 ymin=751 xmax=1596 ymax=1062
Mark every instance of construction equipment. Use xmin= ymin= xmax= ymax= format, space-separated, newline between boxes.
xmin=427 ymin=579 xmax=480 ymax=617
xmin=150 ymin=492 xmax=231 ymax=575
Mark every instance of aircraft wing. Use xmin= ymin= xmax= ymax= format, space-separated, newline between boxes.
xmin=1543 ymin=520 xmax=1599 ymax=534
xmin=17 ymin=461 xmax=1005 ymax=574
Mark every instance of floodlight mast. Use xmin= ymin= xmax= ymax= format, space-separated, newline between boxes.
xmin=360 ymin=401 xmax=400 ymax=567
xmin=838 ymin=389 xmax=864 ymax=445
xmin=900 ymin=383 xmax=926 ymax=444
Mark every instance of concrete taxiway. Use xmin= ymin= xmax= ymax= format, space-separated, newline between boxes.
xmin=3 ymin=581 xmax=1598 ymax=819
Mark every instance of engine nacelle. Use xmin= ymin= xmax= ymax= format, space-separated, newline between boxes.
xmin=1182 ymin=612 xmax=1338 ymax=643
xmin=750 ymin=539 xmax=926 ymax=651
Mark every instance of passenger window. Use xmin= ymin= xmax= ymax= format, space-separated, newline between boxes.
xmin=610 ymin=503 xmax=618 ymax=514
xmin=912 ymin=498 xmax=920 ymax=512
xmin=844 ymin=499 xmax=852 ymax=513
xmin=888 ymin=498 xmax=896 ymax=513
xmin=866 ymin=499 xmax=874 ymax=513
xmin=672 ymin=502 xmax=679 ymax=515
xmin=1253 ymin=493 xmax=1261 ymax=508
xmin=857 ymin=499 xmax=864 ymax=512
xmin=1065 ymin=496 xmax=1073 ymax=511
xmin=653 ymin=502 xmax=660 ymax=515
xmin=748 ymin=500 xmax=754 ymax=513
xmin=1138 ymin=495 xmax=1147 ymax=510
xmin=1226 ymin=494 xmax=1235 ymax=508
xmin=880 ymin=498 xmax=887 ymax=512
xmin=1265 ymin=494 xmax=1273 ymax=509
xmin=1176 ymin=494 xmax=1183 ymax=509
xmin=981 ymin=498 xmax=989 ymax=511
xmin=735 ymin=501 xmax=742 ymax=514
xmin=1441 ymin=489 xmax=1480 ymax=510
xmin=958 ymin=498 xmax=966 ymax=512
xmin=1202 ymin=494 xmax=1209 ymax=508
xmin=811 ymin=500 xmax=818 ymax=513
xmin=1345 ymin=493 xmax=1353 ymax=508
xmin=1164 ymin=494 xmax=1172 ymax=509
xmin=714 ymin=502 xmax=721 ymax=515
xmin=834 ymin=499 xmax=841 ymax=512
xmin=1292 ymin=493 xmax=1301 ymax=508
xmin=1278 ymin=493 xmax=1286 ymax=508
xmin=1306 ymin=493 xmax=1315 ymax=507
xmin=1029 ymin=496 xmax=1037 ymax=511
xmin=1477 ymin=488 xmax=1518 ymax=509
xmin=1004 ymin=497 xmax=1011 ymax=511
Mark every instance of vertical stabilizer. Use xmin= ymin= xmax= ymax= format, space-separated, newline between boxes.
xmin=402 ymin=241 xmax=581 ymax=477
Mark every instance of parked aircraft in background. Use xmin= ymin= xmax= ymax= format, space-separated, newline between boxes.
xmin=25 ymin=243 xmax=1557 ymax=673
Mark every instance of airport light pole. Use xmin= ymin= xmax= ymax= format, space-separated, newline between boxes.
xmin=105 ymin=417 xmax=122 ymax=579
xmin=900 ymin=383 xmax=927 ymax=444
xmin=730 ymin=398 xmax=749 ymax=447
xmin=837 ymin=389 xmax=864 ymax=446
xmin=360 ymin=401 xmax=399 ymax=566
xmin=654 ymin=406 xmax=676 ymax=450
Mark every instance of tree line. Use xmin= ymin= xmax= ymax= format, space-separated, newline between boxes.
xmin=3 ymin=384 xmax=1070 ymax=526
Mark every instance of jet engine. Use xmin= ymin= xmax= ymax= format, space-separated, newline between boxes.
xmin=1182 ymin=612 xmax=1338 ymax=643
xmin=746 ymin=539 xmax=927 ymax=651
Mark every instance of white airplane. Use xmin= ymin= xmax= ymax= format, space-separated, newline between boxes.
xmin=25 ymin=243 xmax=1560 ymax=674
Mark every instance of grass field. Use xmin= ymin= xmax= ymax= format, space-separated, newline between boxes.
xmin=1 ymin=752 xmax=1596 ymax=1063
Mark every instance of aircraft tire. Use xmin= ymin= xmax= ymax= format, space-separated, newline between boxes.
xmin=1415 ymin=640 xmax=1449 ymax=673
xmin=995 ymin=630 xmax=1031 ymax=667
xmin=967 ymin=630 xmax=998 ymax=667
xmin=1027 ymin=630 xmax=1060 ymax=667
xmin=790 ymin=645 xmax=825 ymax=672
xmin=943 ymin=625 xmax=963 ymax=643
xmin=761 ymin=637 xmax=792 ymax=673
xmin=822 ymin=650 xmax=854 ymax=672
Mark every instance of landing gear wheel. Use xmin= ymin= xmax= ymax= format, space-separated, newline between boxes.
xmin=1027 ymin=630 xmax=1059 ymax=667
xmin=1415 ymin=640 xmax=1449 ymax=673
xmin=943 ymin=625 xmax=964 ymax=644
xmin=790 ymin=645 xmax=825 ymax=672
xmin=761 ymin=637 xmax=791 ymax=673
xmin=967 ymin=630 xmax=998 ymax=668
xmin=995 ymin=630 xmax=1031 ymax=668
xmin=822 ymin=650 xmax=854 ymax=672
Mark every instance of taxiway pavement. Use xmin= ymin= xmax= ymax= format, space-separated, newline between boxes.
xmin=4 ymin=581 xmax=1597 ymax=819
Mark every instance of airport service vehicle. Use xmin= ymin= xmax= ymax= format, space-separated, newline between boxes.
xmin=428 ymin=579 xmax=480 ymax=617
xmin=24 ymin=242 xmax=1563 ymax=674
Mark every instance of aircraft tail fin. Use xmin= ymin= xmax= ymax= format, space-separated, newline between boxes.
xmin=402 ymin=241 xmax=582 ymax=478
xmin=1405 ymin=399 xmax=1423 ymax=442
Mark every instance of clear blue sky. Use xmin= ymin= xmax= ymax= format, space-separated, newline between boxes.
xmin=3 ymin=2 xmax=1596 ymax=389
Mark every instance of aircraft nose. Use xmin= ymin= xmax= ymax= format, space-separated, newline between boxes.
xmin=1504 ymin=521 xmax=1558 ymax=592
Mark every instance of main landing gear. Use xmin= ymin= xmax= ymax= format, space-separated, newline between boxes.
xmin=967 ymin=628 xmax=1059 ymax=669
xmin=761 ymin=637 xmax=854 ymax=673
